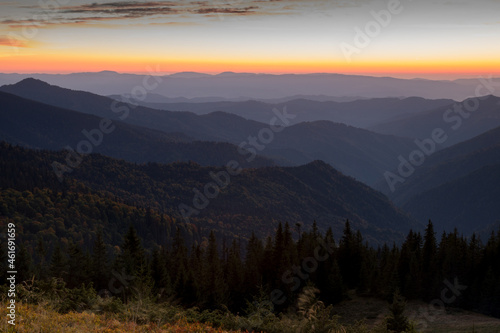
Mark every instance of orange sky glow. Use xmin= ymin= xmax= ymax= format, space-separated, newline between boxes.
xmin=2 ymin=53 xmax=499 ymax=80
xmin=1 ymin=0 xmax=499 ymax=80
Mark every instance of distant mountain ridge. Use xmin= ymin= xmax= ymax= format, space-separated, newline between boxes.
xmin=0 ymin=91 xmax=274 ymax=168
xmin=1 ymin=71 xmax=496 ymax=100
xmin=108 ymin=93 xmax=369 ymax=104
xmin=130 ymin=96 xmax=454 ymax=128
xmin=369 ymin=95 xmax=500 ymax=147
xmin=1 ymin=78 xmax=420 ymax=185
xmin=378 ymin=125 xmax=500 ymax=200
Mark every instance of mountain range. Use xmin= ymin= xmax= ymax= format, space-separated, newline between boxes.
xmin=124 ymin=97 xmax=454 ymax=128
xmin=0 ymin=78 xmax=420 ymax=185
xmin=2 ymin=76 xmax=500 ymax=238
xmin=0 ymin=91 xmax=273 ymax=168
xmin=369 ymin=95 xmax=500 ymax=147
xmin=1 ymin=71 xmax=498 ymax=100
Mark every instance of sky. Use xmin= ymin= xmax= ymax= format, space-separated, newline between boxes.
xmin=0 ymin=0 xmax=499 ymax=79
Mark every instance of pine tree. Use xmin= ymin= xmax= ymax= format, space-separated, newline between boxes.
xmin=120 ymin=224 xmax=146 ymax=276
xmin=339 ymin=220 xmax=361 ymax=289
xmin=150 ymin=247 xmax=171 ymax=298
xmin=92 ymin=231 xmax=109 ymax=291
xmin=171 ymin=227 xmax=194 ymax=302
xmin=67 ymin=242 xmax=89 ymax=288
xmin=244 ymin=232 xmax=263 ymax=295
xmin=262 ymin=235 xmax=274 ymax=286
xmin=49 ymin=244 xmax=67 ymax=281
xmin=273 ymin=222 xmax=285 ymax=284
xmin=398 ymin=230 xmax=422 ymax=299
xmin=200 ymin=231 xmax=227 ymax=308
xmin=115 ymin=225 xmax=149 ymax=303
xmin=422 ymin=220 xmax=438 ymax=300
xmin=283 ymin=222 xmax=296 ymax=266
xmin=387 ymin=289 xmax=409 ymax=332
xmin=225 ymin=239 xmax=244 ymax=310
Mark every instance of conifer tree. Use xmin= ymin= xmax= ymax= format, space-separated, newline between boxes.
xmin=422 ymin=220 xmax=438 ymax=300
xmin=92 ymin=231 xmax=109 ymax=291
xmin=50 ymin=244 xmax=67 ymax=281
xmin=67 ymin=242 xmax=87 ymax=288
xmin=225 ymin=239 xmax=244 ymax=310
xmin=120 ymin=224 xmax=146 ymax=276
xmin=387 ymin=289 xmax=409 ymax=332
xmin=244 ymin=232 xmax=264 ymax=295
xmin=150 ymin=247 xmax=171 ymax=298
xmin=114 ymin=225 xmax=149 ymax=302
xmin=339 ymin=220 xmax=361 ymax=288
xmin=200 ymin=231 xmax=227 ymax=308
xmin=262 ymin=235 xmax=274 ymax=286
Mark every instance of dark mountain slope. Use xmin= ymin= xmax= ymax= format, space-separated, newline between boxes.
xmin=0 ymin=142 xmax=418 ymax=244
xmin=0 ymin=78 xmax=267 ymax=142
xmin=0 ymin=91 xmax=274 ymax=168
xmin=377 ymin=126 xmax=500 ymax=201
xmin=369 ymin=95 xmax=500 ymax=147
xmin=371 ymin=126 xmax=500 ymax=236
xmin=269 ymin=121 xmax=416 ymax=185
xmin=402 ymin=164 xmax=500 ymax=235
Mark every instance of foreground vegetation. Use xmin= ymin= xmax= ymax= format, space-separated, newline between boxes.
xmin=2 ymin=288 xmax=499 ymax=332
xmin=1 ymin=281 xmax=416 ymax=333
xmin=0 ymin=302 xmax=241 ymax=332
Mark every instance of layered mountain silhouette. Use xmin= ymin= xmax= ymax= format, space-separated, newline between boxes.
xmin=1 ymin=71 xmax=494 ymax=100
xmin=127 ymin=97 xmax=454 ymax=128
xmin=0 ymin=78 xmax=274 ymax=142
xmin=369 ymin=95 xmax=500 ymax=147
xmin=0 ymin=79 xmax=419 ymax=184
xmin=375 ymin=125 xmax=500 ymax=235
xmin=0 ymin=91 xmax=273 ymax=168
xmin=2 ymin=76 xmax=498 ymax=240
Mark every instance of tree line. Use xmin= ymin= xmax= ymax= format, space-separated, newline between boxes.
xmin=2 ymin=219 xmax=499 ymax=318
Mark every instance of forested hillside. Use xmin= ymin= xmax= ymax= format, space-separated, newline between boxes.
xmin=0 ymin=142 xmax=416 ymax=244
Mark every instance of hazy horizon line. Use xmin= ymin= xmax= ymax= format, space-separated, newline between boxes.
xmin=1 ymin=70 xmax=498 ymax=81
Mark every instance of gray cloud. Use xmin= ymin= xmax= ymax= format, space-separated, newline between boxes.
xmin=0 ymin=0 xmax=272 ymax=26
xmin=0 ymin=0 xmax=378 ymax=28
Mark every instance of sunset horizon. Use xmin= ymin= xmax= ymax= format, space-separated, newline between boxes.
xmin=2 ymin=0 xmax=499 ymax=80
xmin=1 ymin=67 xmax=499 ymax=81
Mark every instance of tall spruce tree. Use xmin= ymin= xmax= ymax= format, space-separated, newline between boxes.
xmin=67 ymin=242 xmax=89 ymax=288
xmin=49 ymin=244 xmax=67 ymax=281
xmin=201 ymin=231 xmax=227 ymax=308
xmin=422 ymin=220 xmax=438 ymax=301
xmin=244 ymin=232 xmax=264 ymax=295
xmin=92 ymin=231 xmax=109 ymax=291
xmin=387 ymin=289 xmax=410 ymax=332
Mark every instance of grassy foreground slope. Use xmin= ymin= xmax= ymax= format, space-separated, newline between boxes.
xmin=2 ymin=298 xmax=499 ymax=333
xmin=0 ymin=302 xmax=240 ymax=333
